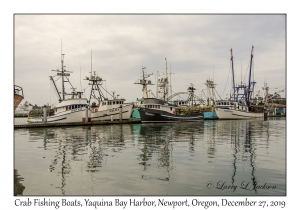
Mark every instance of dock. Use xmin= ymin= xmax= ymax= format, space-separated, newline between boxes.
xmin=14 ymin=119 xmax=141 ymax=129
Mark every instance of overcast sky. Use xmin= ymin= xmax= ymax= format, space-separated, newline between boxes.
xmin=14 ymin=14 xmax=285 ymax=106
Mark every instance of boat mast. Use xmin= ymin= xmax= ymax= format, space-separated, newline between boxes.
xmin=169 ymin=62 xmax=175 ymax=101
xmin=52 ymin=53 xmax=72 ymax=102
xmin=61 ymin=54 xmax=65 ymax=100
xmin=247 ymin=45 xmax=254 ymax=106
xmin=134 ymin=66 xmax=153 ymax=98
xmin=85 ymin=50 xmax=111 ymax=105
xmin=164 ymin=58 xmax=168 ymax=101
xmin=230 ymin=48 xmax=236 ymax=102
xmin=142 ymin=67 xmax=148 ymax=98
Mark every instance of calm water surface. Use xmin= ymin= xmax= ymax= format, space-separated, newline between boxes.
xmin=14 ymin=117 xmax=286 ymax=196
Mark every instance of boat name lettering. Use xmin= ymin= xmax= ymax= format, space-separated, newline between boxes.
xmin=57 ymin=73 xmax=70 ymax=76
xmin=111 ymin=108 xmax=119 ymax=112
xmin=145 ymin=112 xmax=155 ymax=116
xmin=71 ymin=108 xmax=82 ymax=113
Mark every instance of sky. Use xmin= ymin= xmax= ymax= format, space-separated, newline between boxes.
xmin=14 ymin=14 xmax=286 ymax=106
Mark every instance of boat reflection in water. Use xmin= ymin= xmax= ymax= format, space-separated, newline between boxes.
xmin=14 ymin=117 xmax=285 ymax=195
xmin=14 ymin=169 xmax=25 ymax=196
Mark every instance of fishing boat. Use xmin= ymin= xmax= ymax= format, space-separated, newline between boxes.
xmin=138 ymin=98 xmax=203 ymax=122
xmin=15 ymin=101 xmax=33 ymax=115
xmin=84 ymin=71 xmax=133 ymax=121
xmin=27 ymin=53 xmax=89 ymax=123
xmin=135 ymin=64 xmax=203 ymax=123
xmin=14 ymin=85 xmax=24 ymax=111
xmin=215 ymin=46 xmax=264 ymax=120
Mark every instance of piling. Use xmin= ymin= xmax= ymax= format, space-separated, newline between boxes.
xmin=119 ymin=105 xmax=123 ymax=121
xmin=85 ymin=106 xmax=89 ymax=123
xmin=43 ymin=106 xmax=47 ymax=124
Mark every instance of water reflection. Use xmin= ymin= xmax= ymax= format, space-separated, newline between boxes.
xmin=228 ymin=120 xmax=258 ymax=193
xmin=15 ymin=118 xmax=285 ymax=195
xmin=14 ymin=169 xmax=25 ymax=196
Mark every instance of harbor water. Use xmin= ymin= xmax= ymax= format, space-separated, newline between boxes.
xmin=14 ymin=117 xmax=286 ymax=196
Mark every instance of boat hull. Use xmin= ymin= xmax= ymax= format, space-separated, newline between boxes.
xmin=27 ymin=107 xmax=88 ymax=123
xmin=90 ymin=105 xmax=133 ymax=121
xmin=139 ymin=108 xmax=203 ymax=123
xmin=14 ymin=94 xmax=24 ymax=111
xmin=215 ymin=107 xmax=264 ymax=120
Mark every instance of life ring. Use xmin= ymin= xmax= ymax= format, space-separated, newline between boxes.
xmin=95 ymin=108 xmax=98 ymax=112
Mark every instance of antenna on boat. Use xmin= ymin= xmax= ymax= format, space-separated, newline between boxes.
xmin=165 ymin=58 xmax=168 ymax=101
xmin=169 ymin=61 xmax=175 ymax=99
xmin=90 ymin=49 xmax=92 ymax=78
xmin=213 ymin=66 xmax=214 ymax=82
xmin=80 ymin=61 xmax=82 ymax=92
xmin=156 ymin=71 xmax=159 ymax=98
xmin=240 ymin=58 xmax=242 ymax=86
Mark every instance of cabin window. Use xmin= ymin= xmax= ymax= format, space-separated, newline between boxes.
xmin=170 ymin=107 xmax=172 ymax=111
xmin=66 ymin=106 xmax=68 ymax=111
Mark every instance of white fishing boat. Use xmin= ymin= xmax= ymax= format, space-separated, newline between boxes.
xmin=215 ymin=46 xmax=264 ymax=120
xmin=27 ymin=53 xmax=89 ymax=123
xmin=84 ymin=71 xmax=133 ymax=121
xmin=215 ymin=103 xmax=264 ymax=120
xmin=15 ymin=101 xmax=33 ymax=114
